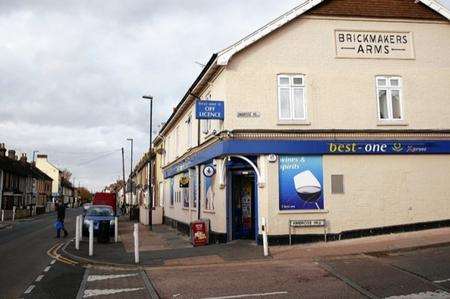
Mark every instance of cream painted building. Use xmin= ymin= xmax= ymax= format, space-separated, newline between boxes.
xmin=156 ymin=0 xmax=450 ymax=244
xmin=35 ymin=154 xmax=61 ymax=201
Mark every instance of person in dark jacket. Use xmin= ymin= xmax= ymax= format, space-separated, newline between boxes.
xmin=56 ymin=200 xmax=68 ymax=238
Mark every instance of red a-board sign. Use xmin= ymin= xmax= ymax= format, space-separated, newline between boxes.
xmin=191 ymin=221 xmax=208 ymax=246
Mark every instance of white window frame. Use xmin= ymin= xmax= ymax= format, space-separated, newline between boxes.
xmin=376 ymin=76 xmax=404 ymax=121
xmin=277 ymin=74 xmax=307 ymax=121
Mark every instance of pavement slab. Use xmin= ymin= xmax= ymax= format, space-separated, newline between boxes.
xmin=146 ymin=259 xmax=363 ymax=299
xmin=321 ymin=254 xmax=449 ymax=298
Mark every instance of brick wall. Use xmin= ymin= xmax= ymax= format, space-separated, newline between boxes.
xmin=307 ymin=0 xmax=446 ymax=21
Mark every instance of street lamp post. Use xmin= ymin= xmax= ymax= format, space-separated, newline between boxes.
xmin=32 ymin=150 xmax=39 ymax=163
xmin=142 ymin=95 xmax=153 ymax=231
xmin=127 ymin=138 xmax=134 ymax=207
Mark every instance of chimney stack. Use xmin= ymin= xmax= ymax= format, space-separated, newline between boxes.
xmin=8 ymin=149 xmax=16 ymax=160
xmin=36 ymin=154 xmax=48 ymax=160
xmin=20 ymin=153 xmax=27 ymax=163
xmin=0 ymin=143 xmax=5 ymax=157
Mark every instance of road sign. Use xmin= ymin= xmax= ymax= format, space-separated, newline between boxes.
xmin=196 ymin=100 xmax=224 ymax=120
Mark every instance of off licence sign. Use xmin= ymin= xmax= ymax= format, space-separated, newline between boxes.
xmin=196 ymin=100 xmax=224 ymax=120
xmin=290 ymin=219 xmax=325 ymax=227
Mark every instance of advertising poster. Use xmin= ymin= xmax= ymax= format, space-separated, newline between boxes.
xmin=204 ymin=171 xmax=215 ymax=211
xmin=279 ymin=156 xmax=324 ymax=210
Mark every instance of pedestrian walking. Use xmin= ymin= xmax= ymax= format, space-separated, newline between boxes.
xmin=55 ymin=200 xmax=68 ymax=238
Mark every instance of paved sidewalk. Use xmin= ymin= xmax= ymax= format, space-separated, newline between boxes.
xmin=271 ymin=226 xmax=450 ymax=260
xmin=64 ymin=220 xmax=265 ymax=267
xmin=63 ymin=217 xmax=450 ymax=268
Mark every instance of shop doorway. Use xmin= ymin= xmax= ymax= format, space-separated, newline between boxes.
xmin=231 ymin=171 xmax=256 ymax=240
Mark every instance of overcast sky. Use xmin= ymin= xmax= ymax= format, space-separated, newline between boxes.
xmin=1 ymin=0 xmax=449 ymax=191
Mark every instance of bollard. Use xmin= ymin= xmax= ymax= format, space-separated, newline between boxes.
xmin=12 ymin=206 xmax=16 ymax=221
xmin=1 ymin=210 xmax=4 ymax=222
xmin=114 ymin=217 xmax=118 ymax=243
xmin=89 ymin=220 xmax=94 ymax=256
xmin=79 ymin=215 xmax=83 ymax=241
xmin=75 ymin=216 xmax=80 ymax=250
xmin=134 ymin=223 xmax=139 ymax=264
xmin=261 ymin=217 xmax=269 ymax=257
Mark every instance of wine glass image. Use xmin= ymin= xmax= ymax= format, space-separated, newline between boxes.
xmin=293 ymin=170 xmax=322 ymax=209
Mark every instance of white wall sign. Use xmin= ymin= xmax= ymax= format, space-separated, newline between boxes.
xmin=237 ymin=112 xmax=261 ymax=118
xmin=335 ymin=30 xmax=414 ymax=59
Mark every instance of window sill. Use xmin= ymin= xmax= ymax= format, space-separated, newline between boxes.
xmin=203 ymin=210 xmax=215 ymax=214
xmin=377 ymin=120 xmax=409 ymax=126
xmin=277 ymin=120 xmax=311 ymax=126
xmin=190 ymin=208 xmax=197 ymax=211
xmin=169 ymin=206 xmax=174 ymax=208
xmin=278 ymin=209 xmax=329 ymax=214
xmin=182 ymin=207 xmax=190 ymax=211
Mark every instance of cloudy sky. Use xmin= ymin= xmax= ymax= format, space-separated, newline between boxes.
xmin=1 ymin=0 xmax=449 ymax=191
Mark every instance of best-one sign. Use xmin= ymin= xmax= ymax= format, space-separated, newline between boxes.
xmin=335 ymin=30 xmax=414 ymax=59
xmin=196 ymin=100 xmax=224 ymax=120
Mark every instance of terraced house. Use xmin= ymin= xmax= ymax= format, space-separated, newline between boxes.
xmin=155 ymin=0 xmax=450 ymax=244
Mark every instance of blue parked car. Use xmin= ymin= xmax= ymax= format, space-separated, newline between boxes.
xmin=82 ymin=205 xmax=116 ymax=237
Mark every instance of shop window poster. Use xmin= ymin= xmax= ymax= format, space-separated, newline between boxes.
xmin=169 ymin=178 xmax=174 ymax=206
xmin=204 ymin=172 xmax=215 ymax=211
xmin=279 ymin=155 xmax=324 ymax=210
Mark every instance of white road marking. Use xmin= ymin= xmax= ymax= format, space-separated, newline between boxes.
xmin=202 ymin=291 xmax=289 ymax=299
xmin=24 ymin=285 xmax=35 ymax=294
xmin=434 ymin=278 xmax=450 ymax=284
xmin=44 ymin=266 xmax=51 ymax=272
xmin=50 ymin=259 xmax=56 ymax=265
xmin=83 ymin=288 xmax=144 ymax=298
xmin=87 ymin=273 xmax=139 ymax=282
xmin=384 ymin=290 xmax=450 ymax=299
xmin=35 ymin=275 xmax=44 ymax=282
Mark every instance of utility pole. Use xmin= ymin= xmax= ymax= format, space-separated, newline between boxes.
xmin=142 ymin=95 xmax=153 ymax=230
xmin=121 ymin=147 xmax=126 ymax=216
xmin=127 ymin=138 xmax=134 ymax=207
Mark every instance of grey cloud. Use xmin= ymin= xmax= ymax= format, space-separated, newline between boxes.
xmin=1 ymin=0 xmax=448 ymax=190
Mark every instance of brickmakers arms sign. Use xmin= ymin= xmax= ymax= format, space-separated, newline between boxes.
xmin=335 ymin=30 xmax=414 ymax=59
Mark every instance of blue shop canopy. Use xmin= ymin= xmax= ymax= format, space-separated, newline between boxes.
xmin=163 ymin=139 xmax=450 ymax=178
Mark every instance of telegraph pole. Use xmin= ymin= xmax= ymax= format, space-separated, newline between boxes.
xmin=121 ymin=147 xmax=126 ymax=216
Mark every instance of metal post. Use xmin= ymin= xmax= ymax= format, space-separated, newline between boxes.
xmin=261 ymin=217 xmax=269 ymax=257
xmin=12 ymin=206 xmax=16 ymax=221
xmin=79 ymin=215 xmax=83 ymax=241
xmin=75 ymin=216 xmax=80 ymax=250
xmin=121 ymin=147 xmax=126 ymax=215
xmin=32 ymin=150 xmax=39 ymax=163
xmin=134 ymin=223 xmax=139 ymax=263
xmin=89 ymin=220 xmax=94 ymax=256
xmin=127 ymin=138 xmax=134 ymax=207
xmin=1 ymin=210 xmax=4 ymax=222
xmin=143 ymin=95 xmax=153 ymax=230
xmin=114 ymin=216 xmax=118 ymax=243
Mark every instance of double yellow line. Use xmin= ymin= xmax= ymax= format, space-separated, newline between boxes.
xmin=47 ymin=242 xmax=79 ymax=266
